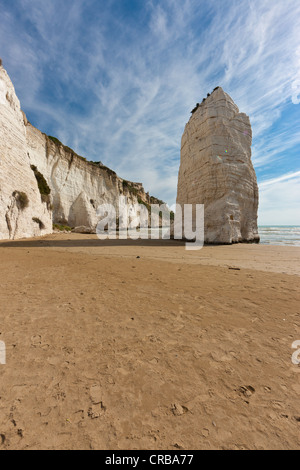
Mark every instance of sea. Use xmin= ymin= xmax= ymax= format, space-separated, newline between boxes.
xmin=259 ymin=226 xmax=300 ymax=247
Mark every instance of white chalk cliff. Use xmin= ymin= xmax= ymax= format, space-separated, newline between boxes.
xmin=0 ymin=63 xmax=161 ymax=240
xmin=177 ymin=87 xmax=259 ymax=244
xmin=26 ymin=126 xmax=154 ymax=231
xmin=0 ymin=64 xmax=52 ymax=239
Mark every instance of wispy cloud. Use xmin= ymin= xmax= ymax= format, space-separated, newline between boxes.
xmin=260 ymin=170 xmax=300 ymax=187
xmin=259 ymin=170 xmax=300 ymax=225
xmin=0 ymin=0 xmax=299 ymax=221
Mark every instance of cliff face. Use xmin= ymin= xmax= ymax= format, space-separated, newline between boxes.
xmin=26 ymin=125 xmax=154 ymax=231
xmin=0 ymin=64 xmax=161 ymax=239
xmin=0 ymin=65 xmax=52 ymax=240
xmin=177 ymin=87 xmax=259 ymax=244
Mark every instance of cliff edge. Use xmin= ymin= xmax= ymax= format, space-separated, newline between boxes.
xmin=0 ymin=63 xmax=163 ymax=239
xmin=0 ymin=64 xmax=52 ymax=239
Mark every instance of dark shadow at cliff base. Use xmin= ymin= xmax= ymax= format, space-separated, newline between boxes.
xmin=0 ymin=238 xmax=260 ymax=249
xmin=0 ymin=238 xmax=186 ymax=248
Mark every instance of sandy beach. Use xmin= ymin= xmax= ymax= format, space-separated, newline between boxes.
xmin=0 ymin=234 xmax=299 ymax=450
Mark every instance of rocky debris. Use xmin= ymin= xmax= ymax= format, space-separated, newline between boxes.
xmin=171 ymin=403 xmax=188 ymax=416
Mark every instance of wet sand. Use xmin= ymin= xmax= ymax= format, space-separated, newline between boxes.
xmin=0 ymin=234 xmax=299 ymax=450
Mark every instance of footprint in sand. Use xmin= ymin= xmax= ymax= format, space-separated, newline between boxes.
xmin=31 ymin=335 xmax=42 ymax=347
xmin=88 ymin=403 xmax=106 ymax=419
xmin=237 ymin=386 xmax=256 ymax=399
xmin=210 ymin=350 xmax=236 ymax=363
xmin=90 ymin=384 xmax=103 ymax=405
xmin=31 ymin=335 xmax=49 ymax=350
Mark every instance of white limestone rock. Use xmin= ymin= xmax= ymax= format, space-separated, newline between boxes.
xmin=25 ymin=125 xmax=152 ymax=231
xmin=0 ymin=64 xmax=169 ymax=240
xmin=177 ymin=87 xmax=259 ymax=244
xmin=0 ymin=64 xmax=52 ymax=240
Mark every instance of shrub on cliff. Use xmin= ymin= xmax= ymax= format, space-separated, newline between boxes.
xmin=138 ymin=197 xmax=151 ymax=212
xmin=32 ymin=217 xmax=45 ymax=230
xmin=13 ymin=191 xmax=29 ymax=210
xmin=30 ymin=165 xmax=51 ymax=208
xmin=53 ymin=223 xmax=72 ymax=232
xmin=191 ymin=103 xmax=200 ymax=114
xmin=149 ymin=196 xmax=165 ymax=206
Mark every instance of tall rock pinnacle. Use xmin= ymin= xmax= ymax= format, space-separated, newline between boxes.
xmin=176 ymin=87 xmax=259 ymax=244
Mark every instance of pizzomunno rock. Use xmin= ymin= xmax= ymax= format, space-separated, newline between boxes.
xmin=177 ymin=87 xmax=259 ymax=244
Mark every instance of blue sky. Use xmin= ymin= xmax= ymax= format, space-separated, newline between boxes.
xmin=0 ymin=0 xmax=299 ymax=224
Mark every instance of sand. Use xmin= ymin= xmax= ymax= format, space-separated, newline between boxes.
xmin=0 ymin=233 xmax=299 ymax=450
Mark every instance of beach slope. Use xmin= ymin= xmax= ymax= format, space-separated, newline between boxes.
xmin=0 ymin=234 xmax=299 ymax=450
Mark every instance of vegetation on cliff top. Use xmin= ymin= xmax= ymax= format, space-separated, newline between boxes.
xmin=47 ymin=135 xmax=118 ymax=177
xmin=122 ymin=180 xmax=139 ymax=196
xmin=191 ymin=86 xmax=220 ymax=114
xmin=48 ymin=135 xmax=87 ymax=162
xmin=47 ymin=136 xmax=167 ymax=207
